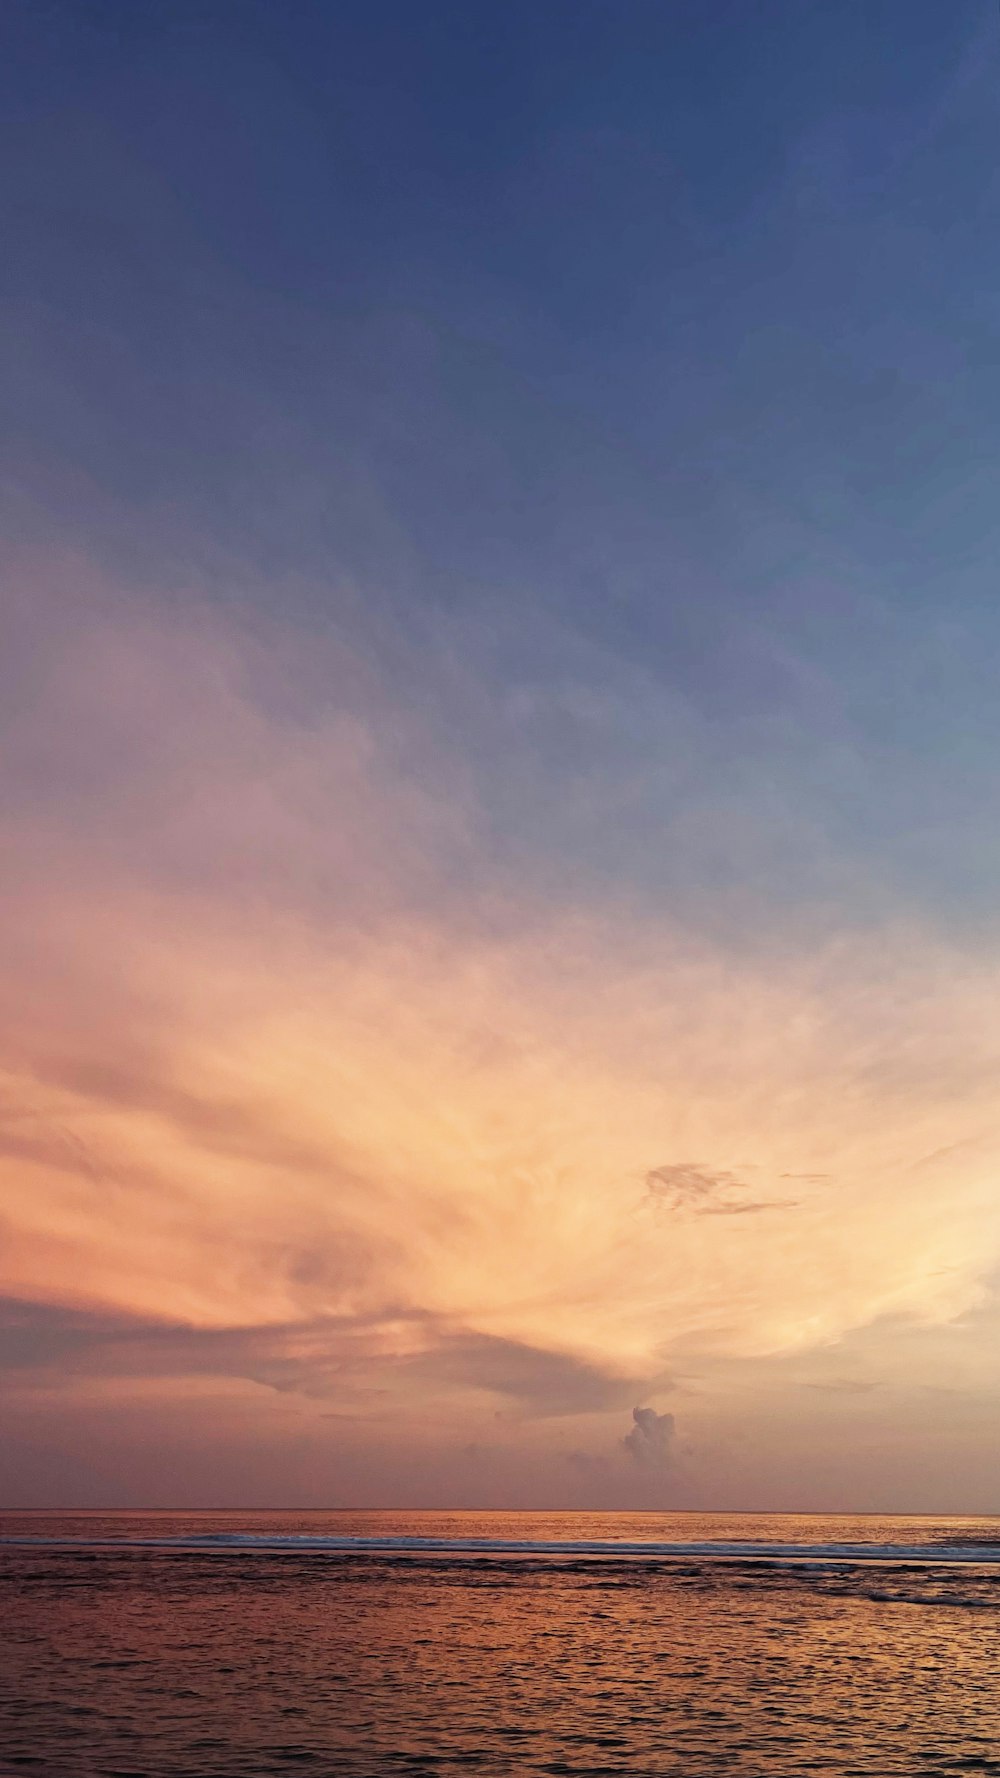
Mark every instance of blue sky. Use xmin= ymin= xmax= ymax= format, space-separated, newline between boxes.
xmin=4 ymin=1 xmax=1000 ymax=938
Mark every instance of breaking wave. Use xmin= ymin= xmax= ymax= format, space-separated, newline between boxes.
xmin=4 ymin=1532 xmax=1000 ymax=1565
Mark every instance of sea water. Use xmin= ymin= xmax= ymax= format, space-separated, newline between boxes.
xmin=3 ymin=1509 xmax=1000 ymax=1775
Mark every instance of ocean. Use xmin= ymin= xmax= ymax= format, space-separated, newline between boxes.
xmin=3 ymin=1510 xmax=1000 ymax=1776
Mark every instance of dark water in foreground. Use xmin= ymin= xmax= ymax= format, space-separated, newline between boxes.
xmin=4 ymin=1512 xmax=1000 ymax=1777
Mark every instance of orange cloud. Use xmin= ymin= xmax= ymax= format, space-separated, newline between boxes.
xmin=4 ymin=552 xmax=1000 ymax=1492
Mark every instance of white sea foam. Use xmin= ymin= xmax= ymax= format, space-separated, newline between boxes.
xmin=3 ymin=1533 xmax=1000 ymax=1566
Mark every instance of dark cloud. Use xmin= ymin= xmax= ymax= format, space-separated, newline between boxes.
xmin=0 ymin=1296 xmax=151 ymax=1371
xmin=406 ymin=1331 xmax=660 ymax=1418
xmin=0 ymin=1296 xmax=421 ymax=1398
xmin=0 ymin=1297 xmax=664 ymax=1424
xmin=646 ymin=1162 xmax=795 ymax=1216
xmin=622 ymin=1405 xmax=676 ymax=1468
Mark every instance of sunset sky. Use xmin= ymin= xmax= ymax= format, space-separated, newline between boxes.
xmin=3 ymin=0 xmax=1000 ymax=1511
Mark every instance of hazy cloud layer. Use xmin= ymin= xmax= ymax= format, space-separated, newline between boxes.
xmin=4 ymin=560 xmax=1000 ymax=1502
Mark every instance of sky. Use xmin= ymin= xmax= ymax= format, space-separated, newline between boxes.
xmin=3 ymin=0 xmax=1000 ymax=1511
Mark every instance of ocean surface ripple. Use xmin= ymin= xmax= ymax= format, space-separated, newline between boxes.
xmin=4 ymin=1510 xmax=1000 ymax=1776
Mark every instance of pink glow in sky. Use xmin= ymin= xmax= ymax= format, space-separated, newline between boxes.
xmin=4 ymin=556 xmax=1000 ymax=1510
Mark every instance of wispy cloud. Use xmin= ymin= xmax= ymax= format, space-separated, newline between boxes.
xmin=4 ymin=556 xmax=1000 ymax=1499
xmin=645 ymin=1163 xmax=796 ymax=1217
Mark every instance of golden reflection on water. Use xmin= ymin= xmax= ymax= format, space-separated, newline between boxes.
xmin=3 ymin=1511 xmax=1000 ymax=1775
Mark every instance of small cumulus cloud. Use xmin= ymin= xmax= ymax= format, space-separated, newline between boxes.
xmin=622 ymin=1405 xmax=676 ymax=1468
